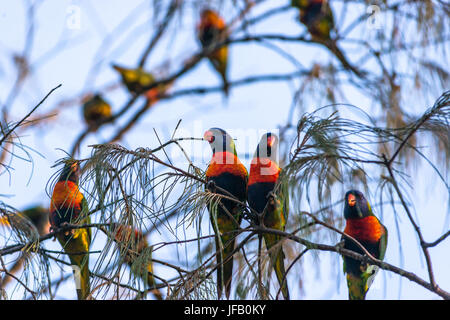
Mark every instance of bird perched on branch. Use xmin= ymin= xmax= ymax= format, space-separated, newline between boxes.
xmin=204 ymin=128 xmax=248 ymax=299
xmin=342 ymin=190 xmax=388 ymax=300
xmin=0 ymin=206 xmax=50 ymax=288
xmin=110 ymin=223 xmax=163 ymax=300
xmin=49 ymin=159 xmax=91 ymax=300
xmin=112 ymin=64 xmax=171 ymax=105
xmin=291 ymin=0 xmax=362 ymax=77
xmin=82 ymin=94 xmax=112 ymax=130
xmin=247 ymin=133 xmax=290 ymax=300
xmin=0 ymin=206 xmax=49 ymax=237
xmin=197 ymin=9 xmax=230 ymax=96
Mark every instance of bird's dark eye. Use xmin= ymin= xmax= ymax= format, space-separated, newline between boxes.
xmin=210 ymin=136 xmax=215 ymax=143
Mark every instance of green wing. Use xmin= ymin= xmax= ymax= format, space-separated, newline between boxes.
xmin=291 ymin=0 xmax=308 ymax=9
xmin=279 ymin=174 xmax=289 ymax=225
xmin=379 ymin=223 xmax=388 ymax=261
xmin=137 ymin=68 xmax=155 ymax=88
xmin=113 ymin=65 xmax=155 ymax=93
xmin=80 ymin=196 xmax=91 ymax=243
xmin=262 ymin=177 xmax=290 ymax=299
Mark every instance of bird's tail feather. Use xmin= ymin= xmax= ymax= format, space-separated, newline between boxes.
xmin=271 ymin=248 xmax=290 ymax=300
xmin=146 ymin=264 xmax=163 ymax=300
xmin=76 ymin=261 xmax=91 ymax=300
xmin=215 ymin=235 xmax=235 ymax=299
xmin=346 ymin=273 xmax=367 ymax=300
xmin=58 ymin=234 xmax=91 ymax=300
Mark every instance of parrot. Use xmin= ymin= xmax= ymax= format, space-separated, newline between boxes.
xmin=247 ymin=133 xmax=290 ymax=300
xmin=112 ymin=64 xmax=171 ymax=105
xmin=82 ymin=94 xmax=112 ymax=129
xmin=197 ymin=9 xmax=230 ymax=96
xmin=110 ymin=223 xmax=163 ymax=300
xmin=291 ymin=0 xmax=334 ymax=41
xmin=204 ymin=128 xmax=248 ymax=299
xmin=342 ymin=190 xmax=388 ymax=300
xmin=0 ymin=206 xmax=50 ymax=288
xmin=291 ymin=0 xmax=362 ymax=77
xmin=49 ymin=159 xmax=91 ymax=300
xmin=0 ymin=206 xmax=49 ymax=237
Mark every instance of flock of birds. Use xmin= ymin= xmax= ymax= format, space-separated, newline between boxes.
xmin=0 ymin=2 xmax=388 ymax=300
xmin=81 ymin=0 xmax=359 ymax=132
xmin=0 ymin=128 xmax=387 ymax=300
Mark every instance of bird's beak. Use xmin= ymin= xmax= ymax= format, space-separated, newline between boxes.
xmin=203 ymin=130 xmax=214 ymax=143
xmin=112 ymin=64 xmax=122 ymax=72
xmin=70 ymin=161 xmax=82 ymax=178
xmin=348 ymin=194 xmax=356 ymax=207
xmin=71 ymin=161 xmax=79 ymax=172
xmin=267 ymin=135 xmax=275 ymax=148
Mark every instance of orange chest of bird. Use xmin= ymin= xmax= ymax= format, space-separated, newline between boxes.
xmin=50 ymin=181 xmax=84 ymax=213
xmin=198 ymin=10 xmax=226 ymax=32
xmin=248 ymin=158 xmax=280 ymax=185
xmin=114 ymin=225 xmax=147 ymax=252
xmin=206 ymin=152 xmax=248 ymax=178
xmin=344 ymin=216 xmax=385 ymax=243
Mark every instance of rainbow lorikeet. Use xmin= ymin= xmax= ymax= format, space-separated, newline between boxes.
xmin=0 ymin=206 xmax=49 ymax=237
xmin=110 ymin=223 xmax=163 ymax=300
xmin=0 ymin=206 xmax=50 ymax=288
xmin=50 ymin=160 xmax=91 ymax=300
xmin=197 ymin=9 xmax=230 ymax=96
xmin=204 ymin=128 xmax=248 ymax=299
xmin=292 ymin=0 xmax=334 ymax=41
xmin=342 ymin=190 xmax=388 ymax=300
xmin=291 ymin=0 xmax=361 ymax=76
xmin=247 ymin=133 xmax=290 ymax=300
xmin=112 ymin=64 xmax=171 ymax=104
xmin=82 ymin=94 xmax=112 ymax=129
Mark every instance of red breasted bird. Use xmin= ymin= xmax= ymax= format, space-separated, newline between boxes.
xmin=50 ymin=160 xmax=91 ymax=300
xmin=247 ymin=133 xmax=290 ymax=300
xmin=0 ymin=206 xmax=50 ymax=288
xmin=197 ymin=9 xmax=230 ymax=96
xmin=112 ymin=64 xmax=171 ymax=104
xmin=82 ymin=94 xmax=112 ymax=129
xmin=110 ymin=223 xmax=163 ymax=300
xmin=291 ymin=0 xmax=362 ymax=76
xmin=204 ymin=128 xmax=248 ymax=299
xmin=342 ymin=190 xmax=388 ymax=300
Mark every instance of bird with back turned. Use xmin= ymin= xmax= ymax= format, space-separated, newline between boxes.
xmin=197 ymin=9 xmax=230 ymax=97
